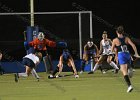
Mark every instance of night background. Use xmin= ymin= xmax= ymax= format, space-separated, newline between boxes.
xmin=0 ymin=0 xmax=139 ymax=61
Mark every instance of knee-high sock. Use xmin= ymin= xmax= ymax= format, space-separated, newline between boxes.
xmin=31 ymin=68 xmax=40 ymax=79
xmin=110 ymin=61 xmax=119 ymax=69
xmin=52 ymin=67 xmax=59 ymax=76
xmin=81 ymin=60 xmax=86 ymax=71
xmin=18 ymin=73 xmax=28 ymax=77
xmin=93 ymin=64 xmax=100 ymax=72
xmin=124 ymin=75 xmax=131 ymax=87
xmin=98 ymin=64 xmax=103 ymax=72
xmin=70 ymin=66 xmax=74 ymax=73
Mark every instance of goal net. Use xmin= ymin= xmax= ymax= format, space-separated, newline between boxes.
xmin=0 ymin=11 xmax=93 ymax=61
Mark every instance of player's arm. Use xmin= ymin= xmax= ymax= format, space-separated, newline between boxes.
xmin=35 ymin=60 xmax=40 ymax=67
xmin=109 ymin=39 xmax=112 ymax=45
xmin=82 ymin=45 xmax=87 ymax=59
xmin=114 ymin=47 xmax=118 ymax=64
xmin=45 ymin=39 xmax=56 ymax=47
xmin=93 ymin=43 xmax=99 ymax=56
xmin=0 ymin=52 xmax=2 ymax=60
xmin=57 ymin=55 xmax=63 ymax=75
xmin=126 ymin=37 xmax=139 ymax=56
xmin=109 ymin=39 xmax=115 ymax=54
xmin=83 ymin=45 xmax=87 ymax=54
xmin=28 ymin=38 xmax=38 ymax=47
xmin=58 ymin=55 xmax=63 ymax=67
xmin=99 ymin=41 xmax=103 ymax=55
xmin=24 ymin=38 xmax=37 ymax=50
xmin=111 ymin=39 xmax=116 ymax=53
xmin=68 ymin=56 xmax=78 ymax=75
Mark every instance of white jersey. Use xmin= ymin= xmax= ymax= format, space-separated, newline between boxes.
xmin=23 ymin=53 xmax=40 ymax=64
xmin=101 ymin=39 xmax=112 ymax=55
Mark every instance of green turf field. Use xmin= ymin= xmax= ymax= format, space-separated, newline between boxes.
xmin=0 ymin=69 xmax=140 ymax=100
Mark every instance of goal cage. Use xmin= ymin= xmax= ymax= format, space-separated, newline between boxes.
xmin=0 ymin=11 xmax=93 ymax=72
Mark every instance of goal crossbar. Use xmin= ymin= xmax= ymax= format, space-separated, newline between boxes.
xmin=0 ymin=11 xmax=92 ymax=15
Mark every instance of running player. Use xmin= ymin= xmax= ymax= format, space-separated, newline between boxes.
xmin=88 ymin=31 xmax=119 ymax=74
xmin=111 ymin=25 xmax=140 ymax=92
xmin=14 ymin=52 xmax=42 ymax=82
xmin=48 ymin=49 xmax=79 ymax=79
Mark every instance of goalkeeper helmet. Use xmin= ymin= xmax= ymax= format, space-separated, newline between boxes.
xmin=38 ymin=32 xmax=45 ymax=41
xmin=87 ymin=41 xmax=93 ymax=47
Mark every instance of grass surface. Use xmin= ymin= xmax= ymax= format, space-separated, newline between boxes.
xmin=0 ymin=69 xmax=140 ymax=100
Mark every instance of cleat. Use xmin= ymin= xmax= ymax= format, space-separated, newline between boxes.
xmin=127 ymin=85 xmax=133 ymax=93
xmin=37 ymin=78 xmax=40 ymax=82
xmin=74 ymin=75 xmax=79 ymax=78
xmin=80 ymin=70 xmax=83 ymax=74
xmin=48 ymin=75 xmax=55 ymax=79
xmin=88 ymin=71 xmax=94 ymax=74
xmin=114 ymin=69 xmax=119 ymax=74
xmin=102 ymin=70 xmax=106 ymax=74
xmin=14 ymin=73 xmax=19 ymax=82
xmin=55 ymin=75 xmax=63 ymax=78
xmin=36 ymin=76 xmax=40 ymax=79
xmin=56 ymin=75 xmax=59 ymax=78
xmin=111 ymin=69 xmax=115 ymax=72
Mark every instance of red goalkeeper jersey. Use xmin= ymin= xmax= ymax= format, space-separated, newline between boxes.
xmin=29 ymin=38 xmax=56 ymax=51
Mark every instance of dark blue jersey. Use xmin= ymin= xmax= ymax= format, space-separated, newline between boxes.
xmin=116 ymin=37 xmax=129 ymax=53
xmin=62 ymin=50 xmax=71 ymax=62
xmin=116 ymin=37 xmax=131 ymax=64
xmin=84 ymin=44 xmax=96 ymax=55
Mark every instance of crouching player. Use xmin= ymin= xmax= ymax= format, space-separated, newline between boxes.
xmin=48 ymin=49 xmax=79 ymax=79
xmin=14 ymin=52 xmax=42 ymax=82
xmin=80 ymin=39 xmax=99 ymax=74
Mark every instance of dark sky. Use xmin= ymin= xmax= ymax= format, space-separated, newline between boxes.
xmin=0 ymin=0 xmax=139 ymax=60
xmin=0 ymin=0 xmax=139 ymax=34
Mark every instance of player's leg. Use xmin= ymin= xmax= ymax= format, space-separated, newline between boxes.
xmin=88 ymin=55 xmax=106 ymax=74
xmin=80 ymin=54 xmax=88 ymax=73
xmin=0 ymin=64 xmax=5 ymax=75
xmin=15 ymin=66 xmax=32 ymax=82
xmin=118 ymin=52 xmax=133 ymax=92
xmin=31 ymin=68 xmax=40 ymax=80
xmin=43 ymin=55 xmax=52 ymax=74
xmin=127 ymin=56 xmax=135 ymax=78
xmin=68 ymin=59 xmax=79 ymax=78
xmin=48 ymin=63 xmax=63 ymax=79
xmin=129 ymin=56 xmax=137 ymax=72
xmin=111 ymin=53 xmax=120 ymax=73
xmin=48 ymin=66 xmax=59 ymax=79
xmin=107 ymin=55 xmax=119 ymax=73
xmin=42 ymin=50 xmax=53 ymax=73
xmin=55 ymin=63 xmax=64 ymax=78
xmin=94 ymin=57 xmax=104 ymax=73
xmin=120 ymin=64 xmax=133 ymax=92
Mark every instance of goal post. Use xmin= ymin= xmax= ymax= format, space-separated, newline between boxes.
xmin=0 ymin=11 xmax=93 ymax=60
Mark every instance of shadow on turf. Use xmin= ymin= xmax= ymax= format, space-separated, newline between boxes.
xmin=133 ymin=86 xmax=140 ymax=93
xmin=46 ymin=80 xmax=66 ymax=93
